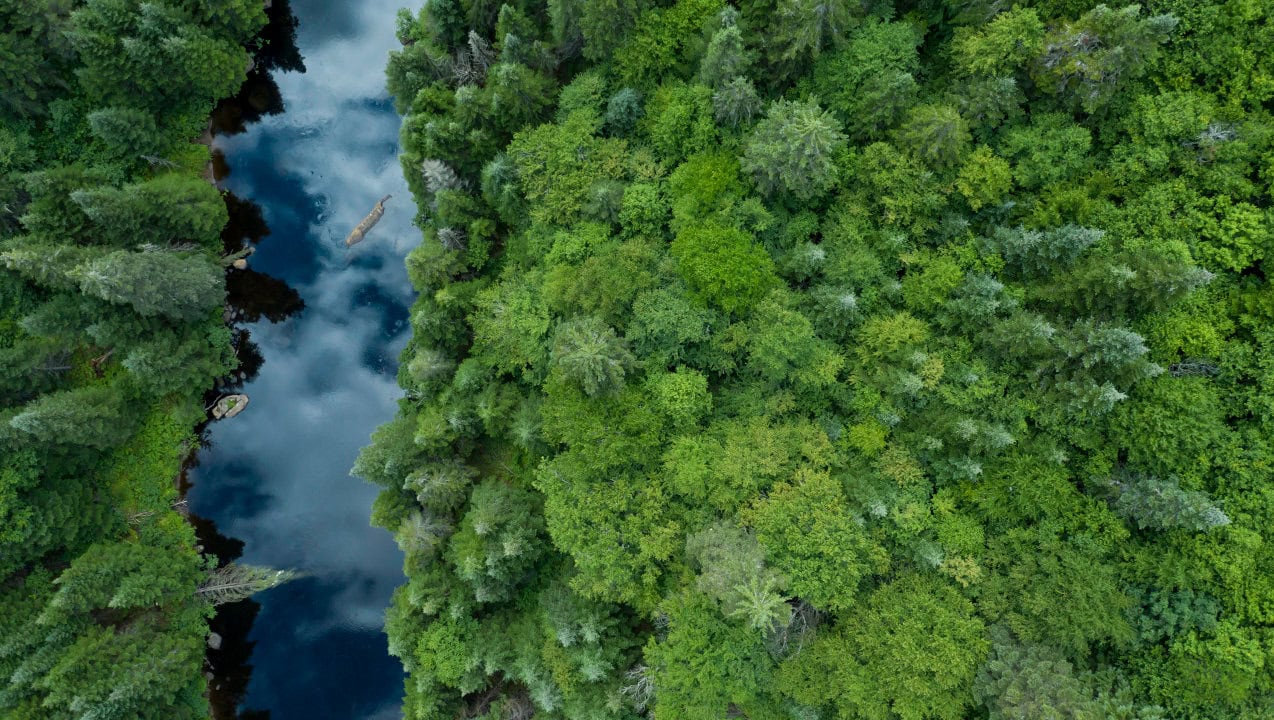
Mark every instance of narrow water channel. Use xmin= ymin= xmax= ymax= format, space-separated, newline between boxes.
xmin=187 ymin=1 xmax=424 ymax=717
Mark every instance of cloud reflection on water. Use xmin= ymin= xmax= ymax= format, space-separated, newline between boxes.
xmin=189 ymin=1 xmax=425 ymax=717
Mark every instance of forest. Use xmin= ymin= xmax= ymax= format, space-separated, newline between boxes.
xmin=364 ymin=0 xmax=1274 ymax=718
xmin=0 ymin=1 xmax=291 ymax=717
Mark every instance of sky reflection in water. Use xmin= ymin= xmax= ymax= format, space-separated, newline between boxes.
xmin=188 ymin=1 xmax=425 ymax=717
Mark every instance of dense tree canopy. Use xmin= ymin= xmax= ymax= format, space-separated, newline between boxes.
xmin=369 ymin=0 xmax=1274 ymax=718
xmin=0 ymin=1 xmax=273 ymax=717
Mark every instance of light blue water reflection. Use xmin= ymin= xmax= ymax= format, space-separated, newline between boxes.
xmin=188 ymin=2 xmax=424 ymax=717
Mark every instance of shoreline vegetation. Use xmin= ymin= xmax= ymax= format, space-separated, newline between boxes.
xmin=1 ymin=2 xmax=293 ymax=717
xmin=363 ymin=1 xmax=1274 ymax=719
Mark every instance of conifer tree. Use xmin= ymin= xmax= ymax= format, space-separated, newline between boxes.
xmin=87 ymin=106 xmax=166 ymax=159
xmin=698 ymin=8 xmax=755 ymax=89
xmin=974 ymin=626 xmax=1098 ymax=720
xmin=71 ymin=248 xmax=224 ymax=322
xmin=742 ymin=98 xmax=845 ymax=200
xmin=1112 ymin=473 xmax=1230 ymax=532
xmin=712 ymin=76 xmax=762 ymax=129
xmin=549 ymin=316 xmax=635 ymax=397
xmin=9 ymin=385 xmax=133 ymax=449
xmin=896 ymin=103 xmax=972 ymax=169
xmin=71 ymin=174 xmax=228 ymax=249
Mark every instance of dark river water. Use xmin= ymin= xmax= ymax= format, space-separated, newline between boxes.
xmin=187 ymin=1 xmax=423 ymax=717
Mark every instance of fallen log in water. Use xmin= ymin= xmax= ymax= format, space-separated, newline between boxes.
xmin=344 ymin=194 xmax=392 ymax=247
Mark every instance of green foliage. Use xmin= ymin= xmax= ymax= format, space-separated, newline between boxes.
xmin=604 ymin=87 xmax=643 ymax=137
xmin=974 ymin=626 xmax=1097 ymax=720
xmin=71 ymin=173 xmax=228 ymax=249
xmin=742 ymin=97 xmax=846 ymax=200
xmin=509 ymin=110 xmax=629 ymax=226
xmin=72 ymin=248 xmax=224 ymax=322
xmin=810 ymin=21 xmax=919 ymax=140
xmin=698 ymin=8 xmax=755 ymax=89
xmin=770 ymin=0 xmax=862 ymax=65
xmin=644 ymin=591 xmax=775 ymax=718
xmin=712 ymin=76 xmax=762 ymax=129
xmin=1030 ymin=5 xmax=1178 ymax=113
xmin=88 ymin=106 xmax=166 ymax=159
xmin=670 ymin=221 xmax=778 ymax=314
xmin=70 ymin=0 xmax=257 ymax=115
xmin=446 ymin=480 xmax=545 ymax=604
xmin=10 ymin=384 xmax=134 ymax=449
xmin=745 ymin=468 xmax=886 ymax=612
xmin=0 ymin=0 xmax=76 ymax=119
xmin=1111 ymin=472 xmax=1230 ymax=532
xmin=0 ymin=1 xmax=259 ymax=715
xmin=981 ymin=529 xmax=1133 ymax=655
xmin=685 ymin=521 xmax=788 ymax=630
xmin=612 ymin=0 xmax=724 ymax=91
xmin=779 ymin=572 xmax=988 ymax=720
xmin=895 ymin=103 xmax=972 ymax=169
xmin=951 ymin=7 xmax=1046 ymax=77
xmin=368 ymin=2 xmax=1274 ymax=718
xmin=643 ymin=81 xmax=718 ymax=164
xmin=956 ymin=146 xmax=1013 ymax=211
xmin=549 ymin=316 xmax=636 ymax=397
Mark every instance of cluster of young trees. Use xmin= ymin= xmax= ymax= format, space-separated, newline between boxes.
xmin=365 ymin=0 xmax=1274 ymax=718
xmin=0 ymin=1 xmax=284 ymax=717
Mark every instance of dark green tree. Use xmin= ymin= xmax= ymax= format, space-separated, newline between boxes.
xmin=9 ymin=384 xmax=134 ymax=449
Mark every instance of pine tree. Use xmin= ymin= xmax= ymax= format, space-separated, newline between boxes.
xmin=974 ymin=626 xmax=1098 ymax=720
xmin=1112 ymin=473 xmax=1230 ymax=532
xmin=71 ymin=248 xmax=224 ymax=322
xmin=603 ymin=88 xmax=642 ymax=136
xmin=772 ymin=0 xmax=857 ymax=63
xmin=0 ymin=0 xmax=76 ymax=119
xmin=989 ymin=225 xmax=1103 ymax=277
xmin=550 ymin=316 xmax=635 ymax=397
xmin=698 ymin=9 xmax=755 ymax=89
xmin=71 ymin=0 xmax=252 ymax=114
xmin=87 ymin=107 xmax=166 ymax=159
xmin=9 ymin=385 xmax=134 ymax=449
xmin=742 ymin=98 xmax=846 ymax=200
xmin=120 ymin=326 xmax=235 ymax=396
xmin=395 ymin=511 xmax=453 ymax=558
xmin=421 ymin=158 xmax=468 ymax=196
xmin=0 ymin=240 xmax=91 ymax=292
xmin=895 ymin=104 xmax=972 ymax=169
xmin=404 ymin=459 xmax=477 ymax=512
xmin=1032 ymin=5 xmax=1178 ymax=112
xmin=727 ymin=575 xmax=792 ymax=632
xmin=713 ymin=76 xmax=762 ymax=129
xmin=445 ymin=480 xmax=544 ymax=604
xmin=71 ymin=174 xmax=228 ymax=249
xmin=577 ymin=0 xmax=649 ymax=61
xmin=811 ymin=21 xmax=921 ymax=140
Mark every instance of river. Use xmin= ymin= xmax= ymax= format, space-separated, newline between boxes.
xmin=186 ymin=1 xmax=423 ymax=717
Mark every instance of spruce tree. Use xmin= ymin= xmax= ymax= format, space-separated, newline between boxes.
xmin=1112 ymin=473 xmax=1230 ymax=532
xmin=742 ymin=98 xmax=846 ymax=200
xmin=9 ymin=385 xmax=133 ymax=449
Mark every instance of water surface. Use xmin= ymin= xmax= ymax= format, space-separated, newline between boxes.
xmin=188 ymin=2 xmax=424 ymax=717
